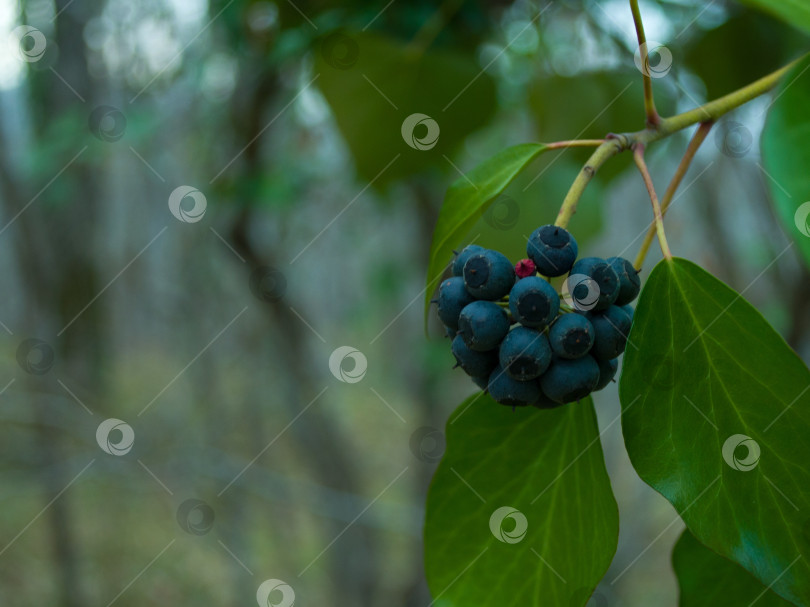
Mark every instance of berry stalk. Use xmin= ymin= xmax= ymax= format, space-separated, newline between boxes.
xmin=632 ymin=143 xmax=672 ymax=260
xmin=634 ymin=121 xmax=713 ymax=269
xmin=629 ymin=0 xmax=660 ymax=128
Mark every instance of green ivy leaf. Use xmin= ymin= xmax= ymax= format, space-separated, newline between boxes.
xmin=762 ymin=54 xmax=810 ymax=270
xmin=673 ymin=530 xmax=795 ymax=607
xmin=620 ymin=258 xmax=810 ymax=606
xmin=424 ymin=393 xmax=618 ymax=606
xmin=423 ymin=143 xmax=547 ymax=327
xmin=734 ymin=0 xmax=810 ymax=35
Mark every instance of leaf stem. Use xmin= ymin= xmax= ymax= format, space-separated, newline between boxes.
xmin=632 ymin=143 xmax=671 ymax=260
xmin=634 ymin=121 xmax=713 ymax=269
xmin=546 ymin=139 xmax=605 ymax=150
xmin=629 ymin=0 xmax=660 ymax=127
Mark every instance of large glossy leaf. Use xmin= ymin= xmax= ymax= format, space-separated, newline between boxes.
xmin=315 ymin=31 xmax=496 ymax=184
xmin=620 ymin=258 xmax=810 ymax=606
xmin=423 ymin=143 xmax=547 ymax=326
xmin=734 ymin=0 xmax=810 ymax=35
xmin=762 ymin=54 xmax=810 ymax=270
xmin=424 ymin=393 xmax=618 ymax=606
xmin=673 ymin=530 xmax=794 ymax=607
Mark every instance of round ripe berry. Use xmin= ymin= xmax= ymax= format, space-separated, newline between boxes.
xmin=508 ymin=276 xmax=560 ymax=330
xmin=451 ymin=335 xmax=498 ymax=378
xmin=586 ymin=305 xmax=633 ymax=359
xmin=452 ymin=245 xmax=486 ymax=276
xmin=499 ymin=327 xmax=552 ymax=381
xmin=488 ymin=364 xmax=543 ymax=407
xmin=621 ymin=304 xmax=634 ymax=321
xmin=526 ymin=225 xmax=578 ymax=277
xmin=593 ymin=357 xmax=619 ymax=391
xmin=463 ymin=250 xmax=516 ymax=300
xmin=569 ymin=257 xmax=620 ymax=311
xmin=607 ymin=257 xmax=641 ymax=305
xmin=437 ymin=276 xmax=475 ymax=331
xmin=457 ymin=301 xmax=510 ymax=351
xmin=540 ymin=355 xmax=600 ymax=404
xmin=549 ymin=313 xmax=595 ymax=359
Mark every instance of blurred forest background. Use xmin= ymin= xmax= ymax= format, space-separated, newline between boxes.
xmin=0 ymin=0 xmax=808 ymax=605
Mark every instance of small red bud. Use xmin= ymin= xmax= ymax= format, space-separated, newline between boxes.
xmin=514 ymin=258 xmax=536 ymax=278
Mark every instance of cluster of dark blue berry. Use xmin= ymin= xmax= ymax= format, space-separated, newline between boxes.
xmin=435 ymin=225 xmax=640 ymax=408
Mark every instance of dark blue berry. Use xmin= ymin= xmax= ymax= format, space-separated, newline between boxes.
xmin=569 ymin=257 xmax=620 ymax=311
xmin=437 ymin=276 xmax=475 ymax=331
xmin=508 ymin=276 xmax=560 ymax=330
xmin=463 ymin=250 xmax=516 ymax=300
xmin=540 ymin=355 xmax=600 ymax=404
xmin=499 ymin=327 xmax=552 ymax=381
xmin=549 ymin=313 xmax=595 ymax=359
xmin=451 ymin=335 xmax=498 ymax=378
xmin=526 ymin=225 xmax=578 ymax=277
xmin=607 ymin=257 xmax=641 ymax=305
xmin=593 ymin=357 xmax=618 ymax=391
xmin=621 ymin=304 xmax=634 ymax=321
xmin=488 ymin=364 xmax=543 ymax=407
xmin=586 ymin=305 xmax=632 ymax=359
xmin=452 ymin=245 xmax=486 ymax=276
xmin=457 ymin=301 xmax=510 ymax=351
